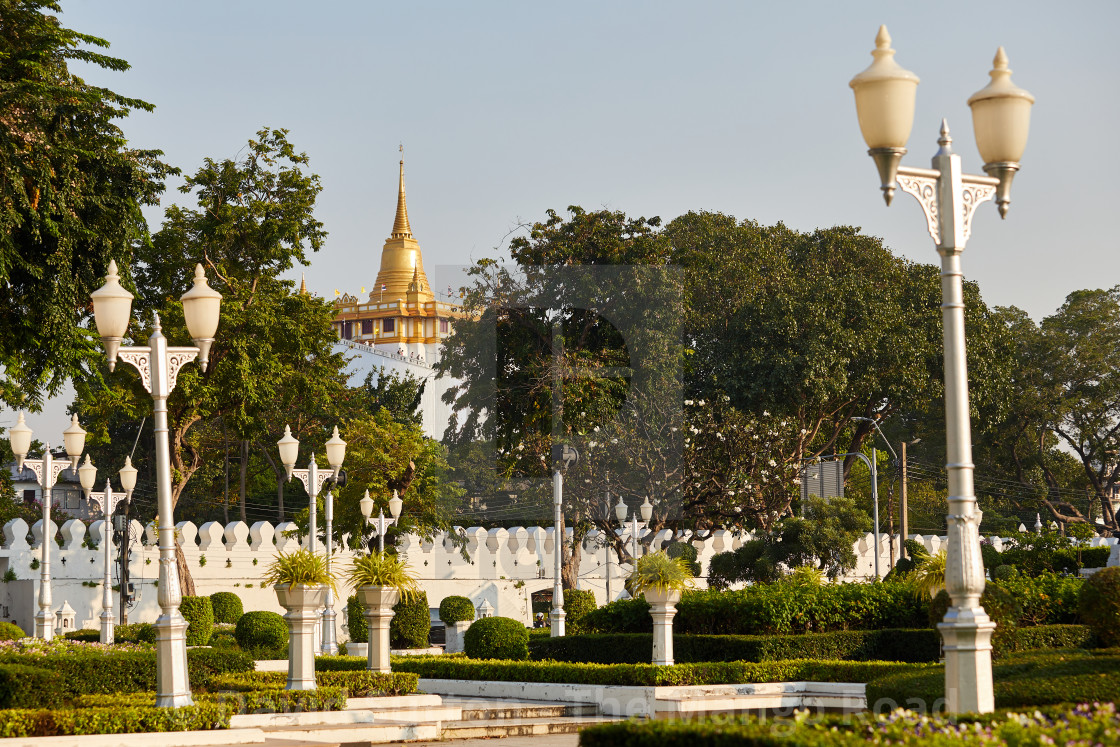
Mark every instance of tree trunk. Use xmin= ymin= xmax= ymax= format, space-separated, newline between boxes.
xmin=258 ymin=443 xmax=286 ymax=521
xmin=222 ymin=420 xmax=230 ymax=525
xmin=175 ymin=541 xmax=196 ymax=597
xmin=239 ymin=439 xmax=249 ymax=523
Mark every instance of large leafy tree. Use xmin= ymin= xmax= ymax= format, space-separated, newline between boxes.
xmin=0 ymin=0 xmax=173 ymax=407
xmin=76 ymin=129 xmax=346 ymax=523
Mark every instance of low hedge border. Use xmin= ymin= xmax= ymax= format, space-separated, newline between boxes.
xmin=210 ymin=670 xmax=418 ymax=697
xmin=0 ymin=703 xmax=232 ymax=738
xmin=528 ymin=624 xmax=1095 ymax=665
xmin=72 ymin=688 xmax=347 ymax=715
xmin=578 ymin=702 xmax=1120 ymax=747
xmin=866 ymin=647 xmax=1120 ymax=712
xmin=529 ymin=629 xmax=941 ymax=665
xmin=387 ymin=656 xmax=932 ymax=687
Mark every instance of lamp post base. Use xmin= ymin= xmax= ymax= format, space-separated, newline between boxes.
xmin=320 ymin=606 xmax=339 ymax=656
xmin=154 ymin=611 xmax=194 ymax=708
xmin=549 ymin=607 xmax=565 ymax=637
xmin=34 ymin=610 xmax=55 ymax=641
xmin=99 ymin=609 xmax=115 ymax=645
xmin=938 ymin=610 xmax=996 ymax=714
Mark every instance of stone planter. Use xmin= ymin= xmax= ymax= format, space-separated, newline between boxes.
xmin=275 ymin=583 xmax=328 ymax=690
xmin=346 ymin=642 xmax=368 ymax=659
xmin=443 ymin=620 xmax=471 ymax=654
xmin=357 ymin=585 xmax=400 ymax=673
xmin=643 ymin=587 xmax=682 ymax=666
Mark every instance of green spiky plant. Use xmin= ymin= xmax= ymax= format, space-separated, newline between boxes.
xmin=628 ymin=551 xmax=695 ymax=595
xmin=910 ymin=549 xmax=947 ymax=599
xmin=346 ymin=552 xmax=420 ymax=602
xmin=263 ymin=548 xmax=337 ymax=595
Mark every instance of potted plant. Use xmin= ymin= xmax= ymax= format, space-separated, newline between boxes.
xmin=263 ymin=548 xmax=336 ymax=690
xmin=345 ymin=551 xmax=419 ymax=672
xmin=628 ymin=551 xmax=694 ymax=666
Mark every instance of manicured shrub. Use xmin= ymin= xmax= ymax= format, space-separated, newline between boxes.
xmin=391 ymin=655 xmax=925 ymax=687
xmin=0 ymin=664 xmax=64 ymax=709
xmin=346 ymin=594 xmax=367 ymax=643
xmin=529 ymin=629 xmax=942 ymax=665
xmin=438 ymin=595 xmax=475 ymax=625
xmin=991 ymin=572 xmax=1082 ymax=626
xmin=209 ymin=592 xmax=243 ymax=624
xmin=992 ymin=564 xmax=1016 ymax=581
xmin=0 ymin=703 xmax=233 ymax=737
xmin=234 ymin=610 xmax=288 ymax=659
xmin=185 ymin=647 xmax=254 ymax=689
xmin=179 ymin=595 xmax=214 ymax=646
xmin=929 ymin=585 xmax=1020 ymax=658
xmin=0 ymin=622 xmax=25 ymax=641
xmin=390 ymin=591 xmax=430 ymax=649
xmin=464 ymin=616 xmax=529 ymax=661
xmin=1079 ymin=566 xmax=1120 ymax=647
xmin=115 ymin=622 xmax=157 ymax=644
xmin=62 ymin=628 xmax=100 ymax=643
xmin=867 ymin=648 xmax=1120 ymax=712
xmin=562 ymin=589 xmax=597 ymax=634
xmin=208 ymin=626 xmax=237 ymax=649
xmin=211 ymin=669 xmax=419 ymax=696
xmin=666 ymin=542 xmax=702 ymax=576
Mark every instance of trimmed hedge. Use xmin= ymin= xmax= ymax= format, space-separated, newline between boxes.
xmin=579 ymin=703 xmax=1120 ymax=747
xmin=62 ymin=628 xmax=100 ymax=643
xmin=234 ymin=610 xmax=288 ymax=659
xmin=179 ymin=596 xmax=214 ymax=646
xmin=530 ymin=629 xmax=942 ymax=665
xmin=582 ymin=583 xmax=929 ymax=635
xmin=211 ymin=669 xmax=418 ymax=696
xmin=346 ymin=594 xmax=367 ymax=643
xmin=389 ymin=655 xmax=930 ymax=687
xmin=991 ymin=572 xmax=1082 ymax=626
xmin=391 ymin=591 xmax=430 ymax=649
xmin=0 ymin=622 xmax=26 ymax=641
xmin=209 ymin=592 xmax=243 ymax=625
xmin=866 ymin=648 xmax=1120 ymax=711
xmin=74 ymin=689 xmax=346 ymax=716
xmin=562 ymin=589 xmax=597 ymax=634
xmin=464 ymin=617 xmax=529 ymax=661
xmin=0 ymin=664 xmax=64 ymax=709
xmin=0 ymin=645 xmax=252 ymax=696
xmin=438 ymin=595 xmax=475 ymax=625
xmin=116 ymin=623 xmax=156 ymax=644
xmin=0 ymin=703 xmax=232 ymax=737
xmin=1079 ymin=566 xmax=1120 ymax=647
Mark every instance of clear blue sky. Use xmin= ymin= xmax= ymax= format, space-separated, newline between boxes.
xmin=15 ymin=1 xmax=1120 ymax=433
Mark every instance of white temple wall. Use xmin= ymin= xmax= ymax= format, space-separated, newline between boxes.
xmin=0 ymin=517 xmax=1113 ymax=639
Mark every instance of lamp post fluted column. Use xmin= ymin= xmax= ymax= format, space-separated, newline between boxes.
xmin=849 ymin=27 xmax=1033 ymax=714
xmin=92 ymin=261 xmax=222 ymax=708
xmin=9 ymin=413 xmax=87 ymax=640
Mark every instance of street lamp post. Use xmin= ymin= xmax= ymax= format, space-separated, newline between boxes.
xmin=92 ymin=260 xmax=222 ymax=707
xmin=276 ymin=424 xmax=346 ymax=655
xmin=8 ymin=413 xmax=87 ymax=640
xmin=615 ymin=496 xmax=653 ymax=569
xmin=853 ymin=417 xmax=900 ymax=569
xmin=360 ymin=489 xmax=403 ymax=554
xmin=86 ymin=468 xmax=133 ymax=645
xmin=849 ymin=26 xmax=1033 ymax=714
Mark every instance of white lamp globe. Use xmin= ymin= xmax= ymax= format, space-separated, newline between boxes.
xmin=119 ymin=456 xmax=138 ymax=494
xmin=90 ymin=260 xmax=134 ymax=369
xmin=276 ymin=425 xmax=299 ymax=478
xmin=62 ymin=414 xmax=86 ymax=468
xmin=325 ymin=426 xmax=346 ymax=471
xmin=179 ymin=264 xmax=222 ymax=372
xmin=9 ymin=412 xmax=32 ymax=467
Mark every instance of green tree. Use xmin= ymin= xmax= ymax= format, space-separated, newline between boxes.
xmin=0 ymin=0 xmax=173 ymax=407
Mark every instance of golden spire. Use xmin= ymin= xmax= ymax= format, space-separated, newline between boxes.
xmin=391 ymin=147 xmax=412 ymax=239
xmin=299 ymin=273 xmax=307 ymax=295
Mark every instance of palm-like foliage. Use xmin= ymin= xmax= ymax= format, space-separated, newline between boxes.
xmin=910 ymin=549 xmax=947 ymax=599
xmin=346 ymin=552 xmax=420 ymax=602
xmin=629 ymin=551 xmax=695 ymax=594
xmin=263 ymin=548 xmax=337 ymax=594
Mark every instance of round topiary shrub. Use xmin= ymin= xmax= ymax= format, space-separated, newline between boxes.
xmin=563 ymin=589 xmax=597 ymax=634
xmin=993 ymin=564 xmax=1017 ymax=581
xmin=464 ymin=616 xmax=529 ymax=661
xmin=179 ymin=595 xmax=214 ymax=646
xmin=234 ymin=610 xmax=289 ymax=659
xmin=439 ymin=595 xmax=475 ymax=625
xmin=347 ymin=594 xmax=367 ymax=643
xmin=116 ymin=622 xmax=156 ymax=644
xmin=667 ymin=542 xmax=702 ymax=576
xmin=391 ymin=591 xmax=430 ymax=649
xmin=0 ymin=622 xmax=25 ymax=641
xmin=929 ymin=585 xmax=1021 ymax=658
xmin=62 ymin=628 xmax=100 ymax=642
xmin=209 ymin=591 xmax=244 ymax=624
xmin=1079 ymin=566 xmax=1120 ymax=647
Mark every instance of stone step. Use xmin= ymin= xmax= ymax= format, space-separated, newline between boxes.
xmin=244 ymin=721 xmax=443 ymax=744
xmin=441 ymin=715 xmax=619 ymax=740
xmin=459 ymin=703 xmax=599 ymax=721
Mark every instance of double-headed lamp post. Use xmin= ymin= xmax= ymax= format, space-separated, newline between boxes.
xmin=91 ymin=260 xmax=222 ymax=708
xmin=615 ymin=496 xmax=653 ymax=568
xmin=849 ymin=26 xmax=1033 ymax=714
xmin=84 ymin=459 xmax=136 ymax=644
xmin=277 ymin=424 xmax=346 ymax=654
xmin=8 ymin=413 xmax=87 ymax=640
xmin=360 ymin=489 xmax=403 ymax=554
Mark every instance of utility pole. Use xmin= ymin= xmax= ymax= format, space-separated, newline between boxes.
xmin=900 ymin=440 xmax=909 ymax=560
